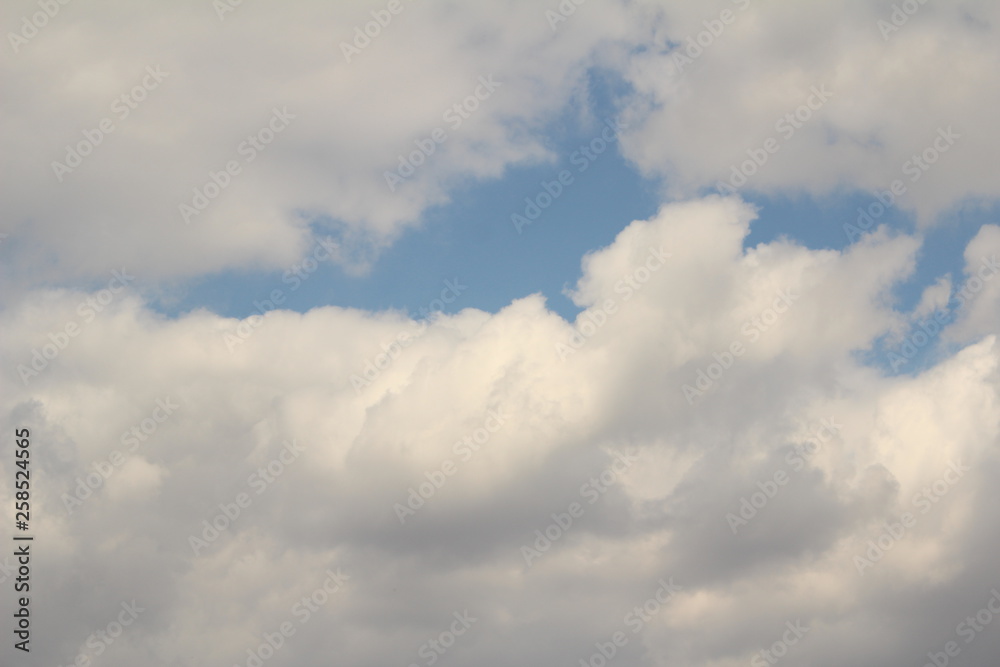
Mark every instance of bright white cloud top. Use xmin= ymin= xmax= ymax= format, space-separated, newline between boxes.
xmin=1 ymin=1 xmax=1000 ymax=666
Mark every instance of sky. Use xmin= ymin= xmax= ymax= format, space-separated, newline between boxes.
xmin=2 ymin=1 xmax=1000 ymax=666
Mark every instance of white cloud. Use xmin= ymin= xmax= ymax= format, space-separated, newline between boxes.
xmin=4 ymin=1 xmax=1000 ymax=663
xmin=3 ymin=197 xmax=998 ymax=665
xmin=0 ymin=0 xmax=641 ymax=290
xmin=5 ymin=0 xmax=1000 ymax=299
xmin=618 ymin=0 xmax=1000 ymax=224
xmin=945 ymin=224 xmax=1000 ymax=343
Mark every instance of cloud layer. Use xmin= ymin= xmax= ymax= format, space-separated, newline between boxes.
xmin=3 ymin=1 xmax=1000 ymax=665
xmin=3 ymin=198 xmax=999 ymax=666
xmin=6 ymin=0 xmax=1000 ymax=292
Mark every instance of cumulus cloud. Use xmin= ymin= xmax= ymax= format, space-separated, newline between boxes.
xmin=3 ymin=1 xmax=1000 ymax=665
xmin=944 ymin=224 xmax=1000 ymax=344
xmin=2 ymin=198 xmax=998 ymax=666
xmin=0 ymin=0 xmax=642 ymax=289
xmin=619 ymin=0 xmax=1000 ymax=223
xmin=9 ymin=0 xmax=1000 ymax=295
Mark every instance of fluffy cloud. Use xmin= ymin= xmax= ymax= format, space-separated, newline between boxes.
xmin=2 ymin=197 xmax=998 ymax=666
xmin=12 ymin=0 xmax=1000 ymax=297
xmin=945 ymin=224 xmax=1000 ymax=344
xmin=4 ymin=1 xmax=1000 ymax=665
xmin=0 ymin=0 xmax=641 ymax=289
xmin=619 ymin=0 xmax=1000 ymax=223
